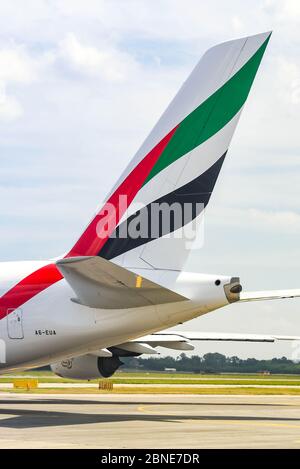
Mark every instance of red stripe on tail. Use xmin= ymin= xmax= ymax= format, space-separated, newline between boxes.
xmin=67 ymin=126 xmax=177 ymax=257
xmin=0 ymin=126 xmax=178 ymax=318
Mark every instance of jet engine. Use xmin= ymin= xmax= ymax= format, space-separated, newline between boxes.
xmin=50 ymin=354 xmax=123 ymax=380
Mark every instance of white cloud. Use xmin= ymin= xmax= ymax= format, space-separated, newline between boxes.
xmin=231 ymin=16 xmax=245 ymax=33
xmin=273 ymin=0 xmax=300 ymax=19
xmin=59 ymin=33 xmax=138 ymax=81
xmin=207 ymin=207 xmax=300 ymax=235
xmin=0 ymin=45 xmax=38 ymax=121
xmin=249 ymin=208 xmax=300 ymax=232
xmin=0 ymin=84 xmax=23 ymax=121
xmin=276 ymin=57 xmax=300 ymax=104
xmin=0 ymin=46 xmax=36 ymax=83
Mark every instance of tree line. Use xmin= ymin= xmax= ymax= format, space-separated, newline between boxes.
xmin=123 ymin=353 xmax=300 ymax=374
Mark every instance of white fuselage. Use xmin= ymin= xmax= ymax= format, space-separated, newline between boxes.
xmin=0 ymin=260 xmax=232 ymax=373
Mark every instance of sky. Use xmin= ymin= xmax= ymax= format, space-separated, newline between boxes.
xmin=0 ymin=0 xmax=300 ymax=359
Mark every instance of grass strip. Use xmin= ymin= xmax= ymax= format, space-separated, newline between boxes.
xmin=3 ymin=386 xmax=300 ymax=395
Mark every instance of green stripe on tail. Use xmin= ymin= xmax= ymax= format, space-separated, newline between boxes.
xmin=144 ymin=34 xmax=270 ymax=186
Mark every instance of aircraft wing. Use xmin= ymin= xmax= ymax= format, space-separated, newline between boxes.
xmin=110 ymin=332 xmax=300 ymax=355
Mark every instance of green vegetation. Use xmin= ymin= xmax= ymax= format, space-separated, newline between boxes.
xmin=3 ymin=385 xmax=300 ymax=396
xmin=124 ymin=353 xmax=300 ymax=374
xmin=2 ymin=373 xmax=300 ymax=386
xmin=2 ymin=368 xmax=300 ymax=395
xmin=105 ymin=379 xmax=300 ymax=385
xmin=2 ymin=353 xmax=300 ymax=396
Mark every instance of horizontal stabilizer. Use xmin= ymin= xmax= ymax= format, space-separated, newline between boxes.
xmin=240 ymin=289 xmax=300 ymax=302
xmin=56 ymin=256 xmax=186 ymax=309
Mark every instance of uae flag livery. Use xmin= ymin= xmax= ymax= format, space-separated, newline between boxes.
xmin=0 ymin=32 xmax=271 ymax=320
xmin=68 ymin=32 xmax=271 ymax=271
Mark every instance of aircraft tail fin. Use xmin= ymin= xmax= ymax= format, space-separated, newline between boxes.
xmin=67 ymin=32 xmax=271 ymax=271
